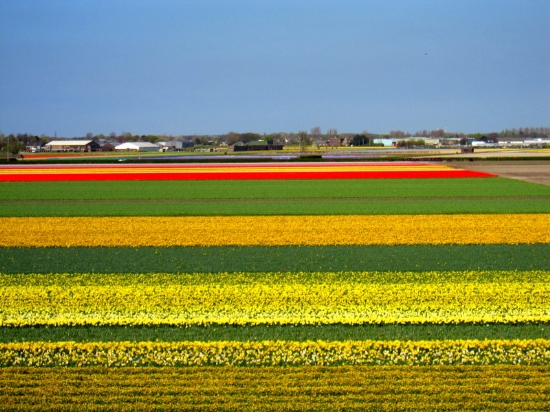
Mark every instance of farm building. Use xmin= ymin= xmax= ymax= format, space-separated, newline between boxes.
xmin=114 ymin=142 xmax=160 ymax=152
xmin=229 ymin=141 xmax=284 ymax=152
xmin=157 ymin=140 xmax=184 ymax=151
xmin=25 ymin=143 xmax=45 ymax=153
xmin=44 ymin=140 xmax=100 ymax=152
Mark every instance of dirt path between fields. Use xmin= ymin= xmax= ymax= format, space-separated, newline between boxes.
xmin=446 ymin=161 xmax=550 ymax=186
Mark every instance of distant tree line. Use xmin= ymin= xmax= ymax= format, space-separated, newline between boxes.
xmin=1 ymin=126 xmax=548 ymax=154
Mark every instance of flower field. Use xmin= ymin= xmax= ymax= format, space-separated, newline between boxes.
xmin=2 ymin=271 xmax=549 ymax=327
xmin=3 ymin=214 xmax=550 ymax=246
xmin=0 ymin=161 xmax=493 ymax=181
xmin=3 ymin=366 xmax=549 ymax=411
xmin=0 ymin=160 xmax=549 ymax=410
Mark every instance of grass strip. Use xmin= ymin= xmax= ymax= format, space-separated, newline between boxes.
xmin=1 ymin=324 xmax=548 ymax=343
xmin=2 ymin=178 xmax=549 ymax=201
xmin=2 ymin=245 xmax=549 ymax=273
xmin=2 ymin=366 xmax=549 ymax=411
xmin=2 ymin=198 xmax=550 ymax=216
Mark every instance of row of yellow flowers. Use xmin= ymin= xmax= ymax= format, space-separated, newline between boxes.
xmin=3 ymin=270 xmax=544 ymax=287
xmin=2 ymin=340 xmax=549 ymax=367
xmin=3 ymin=366 xmax=549 ymax=411
xmin=2 ymin=214 xmax=550 ymax=246
xmin=2 ymin=271 xmax=548 ymax=326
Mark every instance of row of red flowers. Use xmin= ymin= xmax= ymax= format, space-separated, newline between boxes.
xmin=0 ymin=170 xmax=494 ymax=182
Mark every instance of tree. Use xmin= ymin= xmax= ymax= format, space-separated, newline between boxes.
xmin=351 ymin=134 xmax=369 ymax=146
xmin=310 ymin=126 xmax=322 ymax=141
xmin=4 ymin=134 xmax=22 ymax=154
xmin=240 ymin=133 xmax=262 ymax=144
xmin=396 ymin=139 xmax=425 ymax=148
xmin=430 ymin=129 xmax=445 ymax=138
xmin=143 ymin=135 xmax=160 ymax=143
xmin=226 ymin=132 xmax=240 ymax=145
xmin=270 ymin=132 xmax=285 ymax=145
xmin=389 ymin=130 xmax=406 ymax=138
xmin=193 ymin=135 xmax=210 ymax=145
xmin=298 ymin=131 xmax=309 ymax=152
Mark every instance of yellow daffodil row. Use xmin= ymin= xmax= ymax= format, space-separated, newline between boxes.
xmin=2 ymin=271 xmax=548 ymax=326
xmin=1 ymin=340 xmax=549 ymax=367
xmin=3 ymin=366 xmax=549 ymax=411
xmin=3 ymin=214 xmax=550 ymax=246
xmin=3 ymin=270 xmax=546 ymax=287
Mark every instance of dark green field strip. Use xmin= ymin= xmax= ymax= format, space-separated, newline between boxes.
xmin=1 ymin=366 xmax=549 ymax=411
xmin=2 ymin=198 xmax=550 ymax=216
xmin=2 ymin=324 xmax=549 ymax=343
xmin=1 ymin=245 xmax=549 ymax=273
xmin=2 ymin=178 xmax=550 ymax=201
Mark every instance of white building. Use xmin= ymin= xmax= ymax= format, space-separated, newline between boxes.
xmin=114 ymin=142 xmax=160 ymax=152
xmin=373 ymin=139 xmax=396 ymax=147
xmin=157 ymin=140 xmax=183 ymax=151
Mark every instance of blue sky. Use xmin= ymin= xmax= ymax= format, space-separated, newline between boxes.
xmin=1 ymin=0 xmax=548 ymax=137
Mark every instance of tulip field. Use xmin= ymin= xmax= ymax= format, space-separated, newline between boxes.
xmin=1 ymin=161 xmax=550 ymax=411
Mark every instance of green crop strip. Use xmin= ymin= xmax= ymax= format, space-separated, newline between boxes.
xmin=2 ymin=178 xmax=550 ymax=201
xmin=2 ymin=198 xmax=550 ymax=216
xmin=1 ymin=324 xmax=548 ymax=343
xmin=2 ymin=245 xmax=549 ymax=273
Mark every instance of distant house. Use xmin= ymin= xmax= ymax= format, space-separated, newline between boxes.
xmin=25 ymin=143 xmax=45 ymax=153
xmin=114 ymin=142 xmax=160 ymax=152
xmin=180 ymin=140 xmax=195 ymax=148
xmin=44 ymin=140 xmax=100 ymax=152
xmin=312 ymin=139 xmax=328 ymax=147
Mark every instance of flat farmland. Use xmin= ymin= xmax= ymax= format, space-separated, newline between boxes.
xmin=2 ymin=177 xmax=550 ymax=216
xmin=0 ymin=161 xmax=549 ymax=411
xmin=441 ymin=160 xmax=550 ymax=186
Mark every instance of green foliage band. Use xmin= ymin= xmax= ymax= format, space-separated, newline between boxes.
xmin=2 ymin=245 xmax=549 ymax=273
xmin=3 ymin=178 xmax=549 ymax=201
xmin=2 ymin=324 xmax=548 ymax=343
xmin=2 ymin=198 xmax=550 ymax=216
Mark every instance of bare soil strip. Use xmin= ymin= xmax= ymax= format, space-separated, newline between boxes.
xmin=448 ymin=161 xmax=550 ymax=186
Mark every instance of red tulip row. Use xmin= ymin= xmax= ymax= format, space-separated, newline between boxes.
xmin=0 ymin=168 xmax=493 ymax=182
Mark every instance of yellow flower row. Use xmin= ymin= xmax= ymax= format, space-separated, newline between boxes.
xmin=3 ymin=365 xmax=549 ymax=411
xmin=2 ymin=214 xmax=549 ymax=246
xmin=3 ymin=270 xmax=544 ymax=287
xmin=2 ymin=271 xmax=548 ymax=326
xmin=1 ymin=340 xmax=549 ymax=367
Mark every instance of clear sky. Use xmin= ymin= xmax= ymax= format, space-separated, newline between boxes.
xmin=0 ymin=0 xmax=548 ymax=137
